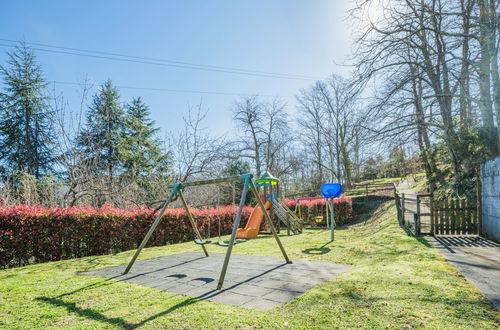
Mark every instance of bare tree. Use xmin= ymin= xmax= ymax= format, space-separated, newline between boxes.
xmin=232 ymin=96 xmax=265 ymax=177
xmin=169 ymin=102 xmax=226 ymax=183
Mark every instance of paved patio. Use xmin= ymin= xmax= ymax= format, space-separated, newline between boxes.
xmin=81 ymin=252 xmax=350 ymax=311
xmin=429 ymin=236 xmax=500 ymax=309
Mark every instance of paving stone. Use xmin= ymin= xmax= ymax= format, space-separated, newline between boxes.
xmin=253 ymin=278 xmax=287 ymax=289
xmin=151 ymin=279 xmax=182 ymax=291
xmin=166 ymin=283 xmax=199 ymax=295
xmin=81 ymin=252 xmax=350 ymax=310
xmin=208 ymin=291 xmax=255 ymax=306
xmin=240 ymin=298 xmax=284 ymax=311
xmin=228 ymin=284 xmax=275 ymax=297
xmin=262 ymin=289 xmax=304 ymax=303
xmin=278 ymin=281 xmax=314 ymax=293
xmin=185 ymin=285 xmax=218 ymax=298
xmin=188 ymin=277 xmax=216 ymax=287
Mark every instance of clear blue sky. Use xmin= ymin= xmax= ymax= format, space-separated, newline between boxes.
xmin=0 ymin=0 xmax=354 ymax=137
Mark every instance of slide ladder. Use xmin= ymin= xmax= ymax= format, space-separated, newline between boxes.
xmin=272 ymin=199 xmax=302 ymax=234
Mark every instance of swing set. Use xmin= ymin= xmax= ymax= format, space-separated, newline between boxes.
xmin=295 ymin=183 xmax=342 ymax=241
xmin=123 ymin=173 xmax=291 ymax=290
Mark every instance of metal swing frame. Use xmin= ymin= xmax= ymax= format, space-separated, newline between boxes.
xmin=123 ymin=173 xmax=291 ymax=290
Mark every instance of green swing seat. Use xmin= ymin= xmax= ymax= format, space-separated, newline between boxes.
xmin=194 ymin=239 xmax=212 ymax=245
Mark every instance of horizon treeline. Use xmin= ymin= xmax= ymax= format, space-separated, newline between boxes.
xmin=0 ymin=0 xmax=498 ymax=207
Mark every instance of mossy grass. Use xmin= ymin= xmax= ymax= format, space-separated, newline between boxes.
xmin=1 ymin=202 xmax=498 ymax=328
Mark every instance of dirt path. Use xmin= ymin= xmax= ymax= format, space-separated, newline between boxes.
xmin=397 ymin=178 xmax=431 ymax=233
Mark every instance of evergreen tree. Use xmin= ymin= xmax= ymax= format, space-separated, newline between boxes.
xmin=118 ymin=97 xmax=167 ymax=180
xmin=78 ymin=80 xmax=124 ymax=183
xmin=0 ymin=43 xmax=53 ymax=179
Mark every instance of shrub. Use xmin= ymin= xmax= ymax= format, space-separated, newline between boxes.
xmin=283 ymin=194 xmax=353 ymax=225
xmin=0 ymin=204 xmax=253 ymax=269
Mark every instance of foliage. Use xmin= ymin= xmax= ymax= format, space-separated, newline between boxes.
xmin=283 ymin=194 xmax=353 ymax=225
xmin=0 ymin=42 xmax=54 ymax=179
xmin=0 ymin=203 xmax=253 ymax=269
xmin=77 ymin=79 xmax=124 ymax=180
xmin=119 ymin=97 xmax=169 ymax=180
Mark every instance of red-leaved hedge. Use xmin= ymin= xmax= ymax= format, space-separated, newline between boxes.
xmin=0 ymin=204 xmax=253 ymax=269
xmin=283 ymin=194 xmax=353 ymax=225
xmin=0 ymin=196 xmax=353 ymax=268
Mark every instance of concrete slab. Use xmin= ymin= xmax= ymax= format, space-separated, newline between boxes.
xmin=429 ymin=236 xmax=500 ymax=309
xmin=81 ymin=252 xmax=350 ymax=311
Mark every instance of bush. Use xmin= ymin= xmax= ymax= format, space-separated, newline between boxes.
xmin=0 ymin=204 xmax=253 ymax=269
xmin=283 ymin=194 xmax=353 ymax=225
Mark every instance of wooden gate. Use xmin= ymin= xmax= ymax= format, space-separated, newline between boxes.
xmin=431 ymin=198 xmax=480 ymax=235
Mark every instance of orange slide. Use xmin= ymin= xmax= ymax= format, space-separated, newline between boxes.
xmin=236 ymin=201 xmax=271 ymax=239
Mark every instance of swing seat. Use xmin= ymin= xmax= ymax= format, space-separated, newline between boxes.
xmin=194 ymin=239 xmax=212 ymax=245
xmin=216 ymin=239 xmax=245 ymax=247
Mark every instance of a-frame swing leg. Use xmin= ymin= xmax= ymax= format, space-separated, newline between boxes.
xmin=178 ymin=189 xmax=209 ymax=257
xmin=217 ymin=176 xmax=250 ymax=290
xmin=123 ymin=185 xmax=180 ymax=274
xmin=249 ymin=180 xmax=291 ymax=264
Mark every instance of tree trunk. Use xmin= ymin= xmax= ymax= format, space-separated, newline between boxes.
xmin=477 ymin=0 xmax=498 ymax=154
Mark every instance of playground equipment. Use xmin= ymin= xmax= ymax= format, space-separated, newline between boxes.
xmin=236 ymin=200 xmax=271 ymax=238
xmin=123 ymin=173 xmax=291 ymax=290
xmin=296 ymin=196 xmax=330 ymax=226
xmin=254 ymin=172 xmax=302 ymax=236
xmin=321 ymin=183 xmax=343 ymax=241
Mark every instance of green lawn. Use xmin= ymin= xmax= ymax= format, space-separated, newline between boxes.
xmin=1 ymin=202 xmax=498 ymax=329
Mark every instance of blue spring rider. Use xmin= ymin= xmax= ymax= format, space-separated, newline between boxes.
xmin=321 ymin=183 xmax=342 ymax=241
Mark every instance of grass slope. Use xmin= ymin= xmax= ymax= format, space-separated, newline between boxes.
xmin=0 ymin=202 xmax=498 ymax=329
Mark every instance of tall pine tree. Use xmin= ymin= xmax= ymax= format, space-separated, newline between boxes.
xmin=78 ymin=80 xmax=124 ymax=184
xmin=119 ymin=97 xmax=168 ymax=181
xmin=0 ymin=43 xmax=53 ymax=179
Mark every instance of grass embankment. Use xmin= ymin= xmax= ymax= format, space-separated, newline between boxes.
xmin=0 ymin=202 xmax=498 ymax=328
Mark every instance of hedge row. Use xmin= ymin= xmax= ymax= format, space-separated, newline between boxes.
xmin=283 ymin=194 xmax=353 ymax=225
xmin=0 ymin=204 xmax=253 ymax=268
xmin=0 ymin=197 xmax=352 ymax=268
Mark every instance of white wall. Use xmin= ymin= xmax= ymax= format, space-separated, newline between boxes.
xmin=481 ymin=156 xmax=500 ymax=242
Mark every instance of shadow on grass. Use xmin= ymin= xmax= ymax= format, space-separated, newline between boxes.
xmin=38 ymin=263 xmax=290 ymax=328
xmin=36 ymin=296 xmax=136 ymax=328
xmin=400 ymin=223 xmax=432 ymax=248
xmin=36 ymin=295 xmax=199 ymax=329
xmin=302 ymin=241 xmax=333 ymax=255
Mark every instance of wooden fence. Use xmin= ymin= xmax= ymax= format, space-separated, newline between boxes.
xmin=395 ymin=191 xmax=432 ymax=235
xmin=284 ymin=182 xmax=396 ymax=200
xmin=395 ymin=188 xmax=481 ymax=236
xmin=346 ymin=183 xmax=394 ymax=197
xmin=432 ymin=198 xmax=480 ymax=235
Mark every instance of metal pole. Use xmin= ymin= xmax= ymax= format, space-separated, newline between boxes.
xmin=168 ymin=175 xmax=244 ymax=188
xmin=326 ymin=201 xmax=329 ymax=229
xmin=124 ymin=185 xmax=179 ymax=274
xmin=217 ymin=176 xmax=250 ymax=290
xmin=178 ymin=189 xmax=209 ymax=257
xmin=249 ymin=180 xmax=291 ymax=264
xmin=330 ymin=199 xmax=335 ymax=241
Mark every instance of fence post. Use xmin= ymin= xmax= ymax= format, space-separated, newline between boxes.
xmin=395 ymin=193 xmax=400 ymax=223
xmin=477 ymin=174 xmax=482 ymax=236
xmin=416 ymin=195 xmax=421 ymax=236
xmin=402 ymin=193 xmax=406 ymax=226
xmin=430 ymin=194 xmax=435 ymax=236
xmin=413 ymin=213 xmax=419 ymax=236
